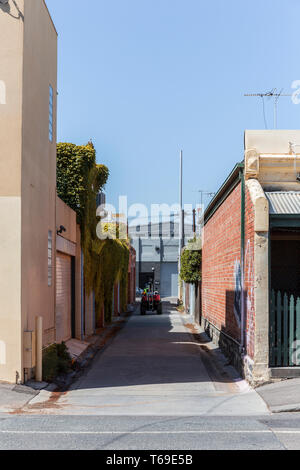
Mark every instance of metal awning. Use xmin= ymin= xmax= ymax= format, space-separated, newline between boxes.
xmin=265 ymin=192 xmax=300 ymax=214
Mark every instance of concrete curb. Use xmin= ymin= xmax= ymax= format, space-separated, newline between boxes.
xmin=0 ymin=383 xmax=39 ymax=414
xmin=270 ymin=404 xmax=300 ymax=413
xmin=256 ymin=377 xmax=300 ymax=413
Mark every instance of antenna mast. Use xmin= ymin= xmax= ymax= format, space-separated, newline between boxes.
xmin=244 ymin=89 xmax=292 ymax=129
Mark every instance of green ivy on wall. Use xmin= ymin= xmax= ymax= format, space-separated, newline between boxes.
xmin=180 ymin=238 xmax=202 ymax=284
xmin=57 ymin=141 xmax=130 ymax=325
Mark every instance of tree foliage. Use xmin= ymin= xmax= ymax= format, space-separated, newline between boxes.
xmin=180 ymin=239 xmax=202 ymax=284
xmin=57 ymin=142 xmax=109 ymax=225
xmin=57 ymin=142 xmax=129 ymax=324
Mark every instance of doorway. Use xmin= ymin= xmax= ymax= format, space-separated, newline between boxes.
xmin=270 ymin=230 xmax=300 ymax=367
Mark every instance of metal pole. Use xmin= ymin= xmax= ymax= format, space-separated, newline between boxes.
xmin=193 ymin=209 xmax=196 ymax=234
xmin=178 ymin=151 xmax=183 ymax=299
xmin=35 ymin=316 xmax=43 ymax=382
xmin=179 ymin=150 xmax=183 ymax=259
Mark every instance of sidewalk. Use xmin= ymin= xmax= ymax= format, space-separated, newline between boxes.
xmin=49 ymin=306 xmax=136 ymax=390
xmin=0 ymin=305 xmax=136 ymax=413
xmin=257 ymin=378 xmax=300 ymax=413
xmin=0 ymin=383 xmax=38 ymax=414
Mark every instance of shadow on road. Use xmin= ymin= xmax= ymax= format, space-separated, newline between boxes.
xmin=71 ymin=301 xmax=243 ymax=392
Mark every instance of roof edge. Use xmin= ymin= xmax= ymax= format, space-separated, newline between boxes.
xmin=43 ymin=0 xmax=58 ymax=36
xmin=204 ymin=162 xmax=244 ymax=225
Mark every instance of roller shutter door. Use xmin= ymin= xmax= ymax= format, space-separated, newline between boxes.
xmin=160 ymin=263 xmax=178 ymax=297
xmin=56 ymin=252 xmax=72 ymax=343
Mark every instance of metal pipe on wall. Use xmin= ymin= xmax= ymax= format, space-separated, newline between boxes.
xmin=240 ymin=168 xmax=246 ymax=352
xmin=35 ymin=316 xmax=43 ymax=382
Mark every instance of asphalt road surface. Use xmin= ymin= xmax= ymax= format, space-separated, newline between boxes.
xmin=1 ymin=302 xmax=300 ymax=450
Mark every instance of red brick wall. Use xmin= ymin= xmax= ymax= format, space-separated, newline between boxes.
xmin=244 ymin=186 xmax=255 ymax=359
xmin=202 ymin=183 xmax=242 ymax=342
xmin=202 ymin=181 xmax=256 ymax=360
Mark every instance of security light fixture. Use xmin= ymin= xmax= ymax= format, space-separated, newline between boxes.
xmin=57 ymin=225 xmax=67 ymax=235
xmin=0 ymin=1 xmax=9 ymax=5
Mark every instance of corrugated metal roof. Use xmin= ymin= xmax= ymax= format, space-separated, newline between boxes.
xmin=265 ymin=192 xmax=300 ymax=214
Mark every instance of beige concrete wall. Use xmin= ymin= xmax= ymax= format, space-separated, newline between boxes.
xmin=0 ymin=0 xmax=24 ymax=196
xmin=245 ymin=130 xmax=300 ymax=191
xmin=0 ymin=198 xmax=22 ymax=382
xmin=245 ymin=130 xmax=300 ymax=154
xmin=244 ymin=131 xmax=300 ymax=382
xmin=56 ymin=196 xmax=77 ymax=244
xmin=0 ymin=1 xmax=25 ymax=383
xmin=245 ymin=179 xmax=270 ymax=385
xmin=21 ymin=0 xmax=57 ymax=355
xmin=0 ymin=1 xmax=57 ymax=382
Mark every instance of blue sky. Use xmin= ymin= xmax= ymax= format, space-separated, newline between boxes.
xmin=47 ymin=0 xmax=300 ymax=211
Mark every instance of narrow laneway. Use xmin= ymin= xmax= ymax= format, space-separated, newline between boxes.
xmin=29 ymin=301 xmax=268 ymax=416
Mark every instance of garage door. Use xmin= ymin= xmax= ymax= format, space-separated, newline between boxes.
xmin=56 ymin=252 xmax=72 ymax=343
xmin=160 ymin=263 xmax=178 ymax=298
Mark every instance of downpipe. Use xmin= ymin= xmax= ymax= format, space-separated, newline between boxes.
xmin=240 ymin=167 xmax=246 ymax=356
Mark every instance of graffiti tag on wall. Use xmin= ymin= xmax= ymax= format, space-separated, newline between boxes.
xmin=233 ymin=259 xmax=242 ymax=327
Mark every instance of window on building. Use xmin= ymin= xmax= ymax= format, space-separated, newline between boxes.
xmin=48 ymin=230 xmax=52 ymax=286
xmin=49 ymin=85 xmax=53 ymax=142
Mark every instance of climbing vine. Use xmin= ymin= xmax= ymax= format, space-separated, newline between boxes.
xmin=56 ymin=142 xmax=109 ymax=226
xmin=57 ymin=142 xmax=130 ymax=324
xmin=180 ymin=238 xmax=202 ymax=284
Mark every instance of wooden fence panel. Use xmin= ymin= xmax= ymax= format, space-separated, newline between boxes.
xmin=271 ymin=290 xmax=300 ymax=367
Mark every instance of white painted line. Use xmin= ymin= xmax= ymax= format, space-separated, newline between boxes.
xmin=0 ymin=430 xmax=298 ymax=435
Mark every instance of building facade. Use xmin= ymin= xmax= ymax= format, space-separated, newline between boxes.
xmin=0 ymin=0 xmax=137 ymax=384
xmin=201 ymin=130 xmax=300 ymax=385
xmin=130 ymin=221 xmax=194 ymax=298
xmin=0 ymin=0 xmax=58 ymax=383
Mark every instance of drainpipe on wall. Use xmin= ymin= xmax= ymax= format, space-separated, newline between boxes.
xmin=93 ymin=291 xmax=96 ymax=334
xmin=240 ymin=167 xmax=246 ymax=354
xmin=81 ymin=250 xmax=84 ymax=340
xmin=35 ymin=316 xmax=43 ymax=382
xmin=112 ymin=285 xmax=115 ymax=318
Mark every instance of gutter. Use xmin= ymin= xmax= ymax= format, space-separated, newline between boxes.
xmin=270 ymin=214 xmax=300 ymax=229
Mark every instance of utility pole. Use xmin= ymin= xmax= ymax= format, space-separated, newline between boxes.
xmin=193 ymin=209 xmax=196 ymax=235
xmin=178 ymin=150 xmax=184 ymax=299
xmin=179 ymin=150 xmax=184 ymax=257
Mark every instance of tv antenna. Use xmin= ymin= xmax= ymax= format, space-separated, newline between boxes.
xmin=244 ymin=88 xmax=292 ymax=129
xmin=193 ymin=190 xmax=215 ymax=213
